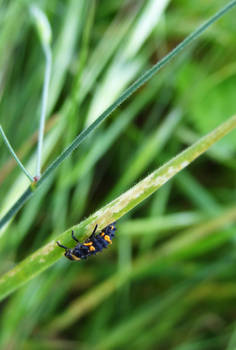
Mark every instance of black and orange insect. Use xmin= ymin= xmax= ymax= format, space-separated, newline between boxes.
xmin=56 ymin=222 xmax=116 ymax=261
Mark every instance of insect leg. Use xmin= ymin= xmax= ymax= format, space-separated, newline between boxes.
xmin=56 ymin=241 xmax=68 ymax=250
xmin=89 ymin=224 xmax=98 ymax=239
xmin=72 ymin=230 xmax=79 ymax=242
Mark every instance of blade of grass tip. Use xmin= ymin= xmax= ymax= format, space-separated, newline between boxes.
xmin=0 ymin=1 xmax=235 ymax=229
xmin=0 ymin=125 xmax=34 ymax=182
xmin=0 ymin=115 xmax=236 ymax=300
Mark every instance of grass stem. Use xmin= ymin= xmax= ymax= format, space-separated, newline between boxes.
xmin=0 ymin=125 xmax=34 ymax=182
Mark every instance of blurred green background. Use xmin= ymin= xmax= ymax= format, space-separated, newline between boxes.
xmin=0 ymin=0 xmax=236 ymax=349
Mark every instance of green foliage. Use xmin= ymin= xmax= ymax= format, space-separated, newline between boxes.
xmin=0 ymin=1 xmax=236 ymax=349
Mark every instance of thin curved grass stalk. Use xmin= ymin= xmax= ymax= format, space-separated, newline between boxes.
xmin=0 ymin=114 xmax=235 ymax=301
xmin=0 ymin=0 xmax=235 ymax=230
xmin=0 ymin=116 xmax=58 ymax=186
xmin=0 ymin=126 xmax=34 ymax=182
xmin=36 ymin=43 xmax=52 ymax=178
xmin=30 ymin=5 xmax=52 ymax=177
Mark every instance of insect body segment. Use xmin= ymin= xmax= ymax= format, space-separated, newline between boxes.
xmin=57 ymin=222 xmax=116 ymax=261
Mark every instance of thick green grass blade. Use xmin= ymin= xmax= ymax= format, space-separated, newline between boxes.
xmin=0 ymin=114 xmax=235 ymax=301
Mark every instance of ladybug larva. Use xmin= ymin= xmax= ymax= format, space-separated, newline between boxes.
xmin=57 ymin=222 xmax=116 ymax=261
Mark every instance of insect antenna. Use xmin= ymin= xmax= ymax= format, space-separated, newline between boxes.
xmin=56 ymin=241 xmax=68 ymax=250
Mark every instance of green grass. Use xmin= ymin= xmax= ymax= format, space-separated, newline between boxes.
xmin=0 ymin=1 xmax=236 ymax=349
